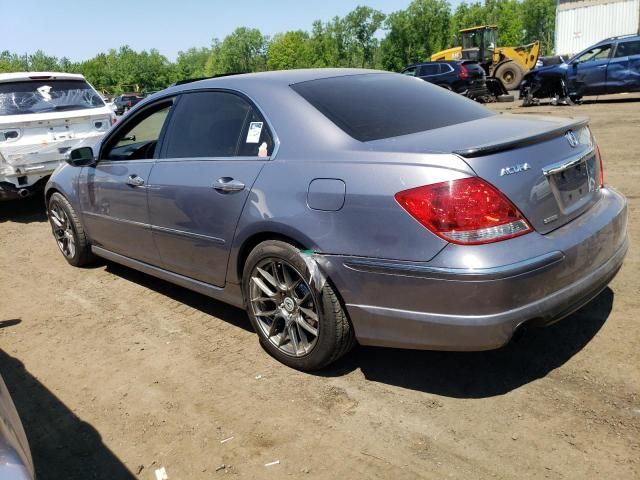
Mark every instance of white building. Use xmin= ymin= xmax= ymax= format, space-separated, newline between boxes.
xmin=555 ymin=0 xmax=640 ymax=55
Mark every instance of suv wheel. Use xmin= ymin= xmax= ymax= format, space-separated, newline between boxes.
xmin=242 ymin=240 xmax=355 ymax=371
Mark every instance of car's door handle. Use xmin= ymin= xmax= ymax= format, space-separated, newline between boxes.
xmin=597 ymin=65 xmax=607 ymax=69
xmin=126 ymin=174 xmax=145 ymax=187
xmin=213 ymin=177 xmax=245 ymax=193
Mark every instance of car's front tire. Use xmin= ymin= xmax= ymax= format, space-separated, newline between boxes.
xmin=242 ymin=240 xmax=355 ymax=371
xmin=48 ymin=192 xmax=95 ymax=267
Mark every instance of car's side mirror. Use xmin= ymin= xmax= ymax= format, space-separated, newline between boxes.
xmin=66 ymin=147 xmax=96 ymax=167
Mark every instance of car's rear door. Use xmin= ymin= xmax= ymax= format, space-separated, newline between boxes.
xmin=80 ymin=98 xmax=174 ymax=264
xmin=607 ymin=39 xmax=640 ymax=93
xmin=147 ymin=90 xmax=274 ymax=287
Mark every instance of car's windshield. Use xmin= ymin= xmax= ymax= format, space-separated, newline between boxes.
xmin=0 ymin=79 xmax=104 ymax=116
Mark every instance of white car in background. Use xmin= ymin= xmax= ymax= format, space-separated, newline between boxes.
xmin=0 ymin=72 xmax=115 ymax=200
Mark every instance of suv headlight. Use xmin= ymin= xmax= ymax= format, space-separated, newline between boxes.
xmin=0 ymin=129 xmax=21 ymax=143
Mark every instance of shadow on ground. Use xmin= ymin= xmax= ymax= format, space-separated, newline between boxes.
xmin=0 ymin=348 xmax=135 ymax=480
xmin=105 ymin=261 xmax=254 ymax=333
xmin=323 ymin=288 xmax=614 ymax=398
xmin=0 ymin=194 xmax=47 ymax=224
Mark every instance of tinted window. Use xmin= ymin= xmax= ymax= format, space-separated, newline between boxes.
xmin=615 ymin=40 xmax=640 ymax=57
xmin=402 ymin=67 xmax=417 ymax=76
xmin=0 ymin=79 xmax=104 ymax=116
xmin=237 ymin=108 xmax=275 ymax=157
xmin=104 ymin=102 xmax=172 ymax=161
xmin=419 ymin=64 xmax=440 ymax=76
xmin=164 ymin=91 xmax=256 ymax=158
xmin=291 ymin=73 xmax=493 ymax=142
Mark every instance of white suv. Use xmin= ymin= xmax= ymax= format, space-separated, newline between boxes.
xmin=0 ymin=72 xmax=115 ymax=200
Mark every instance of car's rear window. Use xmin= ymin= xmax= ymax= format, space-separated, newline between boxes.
xmin=290 ymin=73 xmax=493 ymax=142
xmin=0 ymin=79 xmax=104 ymax=116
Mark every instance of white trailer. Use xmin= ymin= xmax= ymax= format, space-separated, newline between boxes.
xmin=555 ymin=0 xmax=640 ymax=55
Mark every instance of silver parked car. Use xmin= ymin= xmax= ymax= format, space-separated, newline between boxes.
xmin=45 ymin=69 xmax=628 ymax=370
xmin=0 ymin=372 xmax=35 ymax=479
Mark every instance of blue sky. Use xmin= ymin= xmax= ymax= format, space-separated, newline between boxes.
xmin=2 ymin=0 xmax=459 ymax=62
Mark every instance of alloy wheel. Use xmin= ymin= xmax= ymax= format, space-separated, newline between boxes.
xmin=249 ymin=259 xmax=320 ymax=357
xmin=49 ymin=203 xmax=76 ymax=259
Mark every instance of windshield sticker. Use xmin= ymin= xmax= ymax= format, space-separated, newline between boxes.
xmin=246 ymin=122 xmax=263 ymax=144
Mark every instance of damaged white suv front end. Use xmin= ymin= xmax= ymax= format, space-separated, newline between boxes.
xmin=0 ymin=72 xmax=115 ymax=200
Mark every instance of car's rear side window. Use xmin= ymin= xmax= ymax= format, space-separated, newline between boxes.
xmin=164 ymin=91 xmax=272 ymax=158
xmin=615 ymin=40 xmax=640 ymax=57
xmin=291 ymin=73 xmax=493 ymax=142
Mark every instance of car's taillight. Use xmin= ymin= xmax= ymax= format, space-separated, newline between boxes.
xmin=395 ymin=177 xmax=532 ymax=245
xmin=128 ymin=101 xmax=132 ymax=107
xmin=458 ymin=64 xmax=469 ymax=79
xmin=596 ymin=145 xmax=604 ymax=187
xmin=111 ymin=115 xmax=118 ymax=125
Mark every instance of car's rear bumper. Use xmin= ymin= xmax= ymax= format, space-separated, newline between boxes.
xmin=322 ymin=187 xmax=628 ymax=350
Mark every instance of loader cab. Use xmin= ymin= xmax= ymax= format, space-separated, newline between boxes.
xmin=461 ymin=26 xmax=497 ymax=68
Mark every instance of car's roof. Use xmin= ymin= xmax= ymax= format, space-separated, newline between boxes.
xmin=595 ymin=34 xmax=640 ymax=46
xmin=169 ymin=68 xmax=382 ymax=93
xmin=403 ymin=61 xmax=461 ymax=68
xmin=0 ymin=72 xmax=86 ymax=83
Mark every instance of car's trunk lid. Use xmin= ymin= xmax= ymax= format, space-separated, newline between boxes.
xmin=366 ymin=113 xmax=602 ymax=234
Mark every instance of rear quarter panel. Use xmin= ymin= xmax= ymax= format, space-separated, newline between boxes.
xmin=227 ymin=151 xmax=475 ymax=284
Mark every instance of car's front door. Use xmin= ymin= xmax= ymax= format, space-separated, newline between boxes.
xmin=79 ymin=99 xmax=174 ymax=264
xmin=567 ymin=44 xmax=613 ymax=95
xmin=607 ymin=39 xmax=640 ymax=93
xmin=147 ymin=91 xmax=274 ymax=287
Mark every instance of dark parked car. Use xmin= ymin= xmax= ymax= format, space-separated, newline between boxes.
xmin=45 ymin=69 xmax=627 ymax=370
xmin=401 ymin=60 xmax=486 ymax=95
xmin=113 ymin=93 xmax=144 ymax=115
xmin=521 ymin=34 xmax=640 ymax=105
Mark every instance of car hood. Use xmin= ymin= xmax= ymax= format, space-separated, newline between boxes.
xmin=526 ymin=63 xmax=569 ymax=78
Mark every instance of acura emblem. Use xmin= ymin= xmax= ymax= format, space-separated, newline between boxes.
xmin=565 ymin=130 xmax=579 ymax=148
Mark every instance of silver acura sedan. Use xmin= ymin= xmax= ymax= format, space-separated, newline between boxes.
xmin=0 ymin=372 xmax=35 ymax=479
xmin=45 ymin=69 xmax=628 ymax=370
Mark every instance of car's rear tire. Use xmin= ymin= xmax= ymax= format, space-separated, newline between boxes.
xmin=48 ymin=192 xmax=95 ymax=267
xmin=242 ymin=240 xmax=355 ymax=371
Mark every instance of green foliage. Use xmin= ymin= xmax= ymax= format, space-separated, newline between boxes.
xmin=521 ymin=0 xmax=556 ymax=54
xmin=344 ymin=6 xmax=386 ymax=68
xmin=381 ymin=0 xmax=452 ymax=71
xmin=205 ymin=27 xmax=268 ymax=75
xmin=0 ymin=1 xmax=558 ymax=92
xmin=267 ymin=31 xmax=314 ymax=70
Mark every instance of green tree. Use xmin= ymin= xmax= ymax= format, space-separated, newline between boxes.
xmin=206 ymin=27 xmax=267 ymax=74
xmin=174 ymin=47 xmax=212 ymax=80
xmin=267 ymin=31 xmax=314 ymax=70
xmin=521 ymin=0 xmax=555 ymax=54
xmin=380 ymin=0 xmax=451 ymax=71
xmin=344 ymin=6 xmax=386 ymax=68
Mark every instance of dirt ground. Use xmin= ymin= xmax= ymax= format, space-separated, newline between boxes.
xmin=1 ymin=94 xmax=639 ymax=480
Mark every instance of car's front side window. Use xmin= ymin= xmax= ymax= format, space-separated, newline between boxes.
xmin=162 ymin=91 xmax=273 ymax=159
xmin=102 ymin=102 xmax=172 ymax=161
xmin=575 ymin=45 xmax=612 ymax=64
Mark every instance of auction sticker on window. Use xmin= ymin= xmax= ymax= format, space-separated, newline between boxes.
xmin=246 ymin=122 xmax=263 ymax=143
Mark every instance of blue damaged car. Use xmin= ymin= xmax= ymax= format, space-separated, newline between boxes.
xmin=520 ymin=34 xmax=640 ymax=105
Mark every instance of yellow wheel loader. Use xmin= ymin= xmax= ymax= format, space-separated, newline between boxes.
xmin=431 ymin=25 xmax=540 ymax=91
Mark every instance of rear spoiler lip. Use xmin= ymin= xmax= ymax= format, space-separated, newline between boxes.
xmin=453 ymin=117 xmax=589 ymax=158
